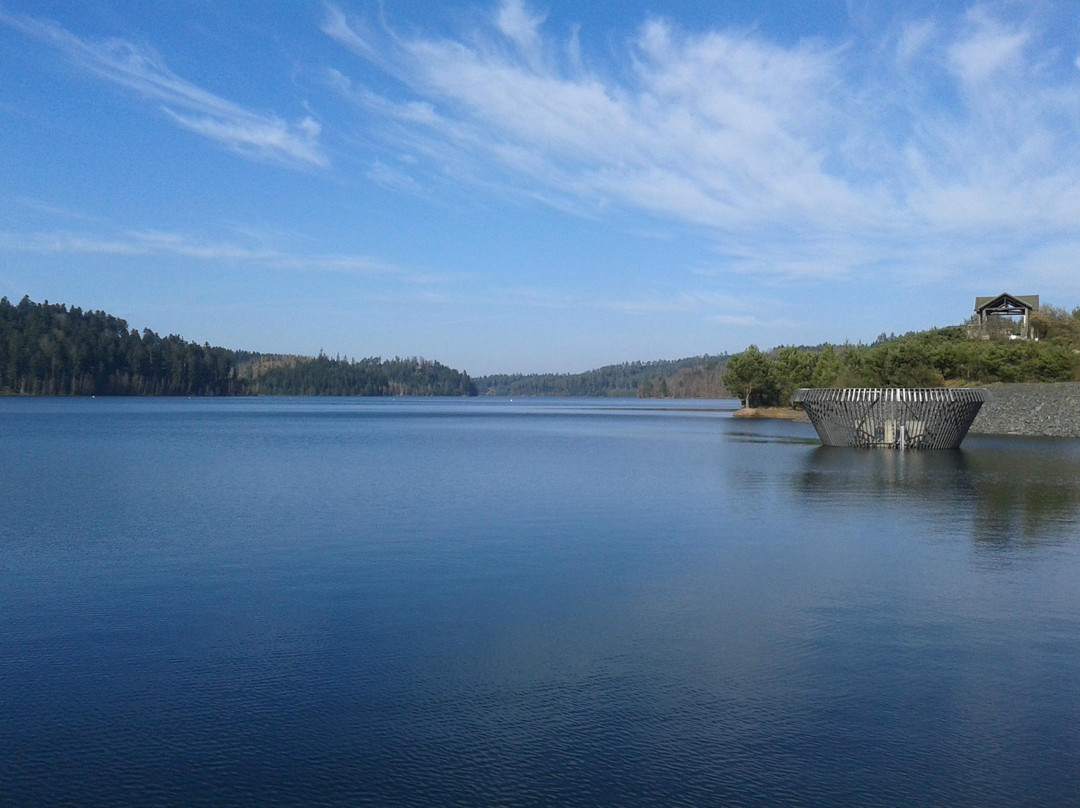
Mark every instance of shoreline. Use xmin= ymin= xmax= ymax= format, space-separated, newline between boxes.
xmin=732 ymin=406 xmax=809 ymax=422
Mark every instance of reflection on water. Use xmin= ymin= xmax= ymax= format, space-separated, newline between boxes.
xmin=792 ymin=438 xmax=1080 ymax=550
xmin=724 ymin=429 xmax=821 ymax=446
xmin=3 ymin=399 xmax=1080 ymax=808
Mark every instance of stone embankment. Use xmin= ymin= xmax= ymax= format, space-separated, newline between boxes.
xmin=969 ymin=382 xmax=1080 ymax=437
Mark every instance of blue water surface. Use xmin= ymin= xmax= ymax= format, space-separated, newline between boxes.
xmin=2 ymin=397 xmax=1079 ymax=807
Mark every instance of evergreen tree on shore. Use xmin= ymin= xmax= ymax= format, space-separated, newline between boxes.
xmin=0 ymin=296 xmax=241 ymax=396
xmin=0 ymin=296 xmax=477 ymax=397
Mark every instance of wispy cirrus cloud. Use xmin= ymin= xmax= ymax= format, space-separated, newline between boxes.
xmin=322 ymin=1 xmax=1080 ymax=291
xmin=600 ymin=291 xmax=798 ymax=329
xmin=709 ymin=313 xmax=799 ymax=329
xmin=467 ymin=285 xmax=792 ymax=325
xmin=602 ymin=290 xmax=765 ymax=315
xmin=0 ymin=9 xmax=327 ymax=168
xmin=323 ymin=2 xmax=859 ymax=228
xmin=0 ymin=227 xmax=407 ymax=276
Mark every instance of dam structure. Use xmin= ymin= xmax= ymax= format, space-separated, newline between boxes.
xmin=792 ymin=388 xmax=989 ymax=449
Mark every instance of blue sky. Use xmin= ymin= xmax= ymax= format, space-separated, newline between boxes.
xmin=2 ymin=1 xmax=1078 ymax=375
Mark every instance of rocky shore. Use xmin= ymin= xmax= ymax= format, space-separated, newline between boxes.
xmin=969 ymin=382 xmax=1080 ymax=437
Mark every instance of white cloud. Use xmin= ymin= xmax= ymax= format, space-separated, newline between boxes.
xmin=365 ymin=160 xmax=424 ymax=194
xmin=11 ymin=2 xmax=1076 ymax=304
xmin=0 ymin=10 xmax=327 ymax=168
xmin=601 ymin=291 xmax=785 ymax=324
xmin=322 ymin=1 xmax=1080 ymax=289
xmin=495 ymin=0 xmax=547 ymax=60
xmin=948 ymin=8 xmax=1029 ymax=86
xmin=161 ymin=110 xmax=324 ymax=167
xmin=709 ymin=314 xmax=797 ymax=329
xmin=0 ymin=230 xmax=146 ymax=255
xmin=895 ymin=19 xmax=937 ymax=67
xmin=603 ymin=292 xmax=710 ymax=315
xmin=0 ymin=227 xmax=404 ymax=275
xmin=321 ymin=5 xmax=375 ymax=60
xmin=325 ymin=4 xmax=866 ymax=229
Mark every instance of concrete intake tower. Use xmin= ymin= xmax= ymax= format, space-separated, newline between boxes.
xmin=792 ymin=387 xmax=989 ymax=449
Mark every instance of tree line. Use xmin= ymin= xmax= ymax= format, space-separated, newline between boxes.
xmin=7 ymin=294 xmax=1077 ymax=401
xmin=0 ymin=296 xmax=476 ymax=397
xmin=638 ymin=359 xmax=729 ymax=398
xmin=722 ymin=314 xmax=1080 ymax=408
xmin=248 ymin=353 xmax=477 ymax=397
xmin=477 ymin=356 xmax=724 ymax=397
xmin=0 ymin=296 xmax=243 ymax=395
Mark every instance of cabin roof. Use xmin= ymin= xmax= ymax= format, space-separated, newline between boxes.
xmin=974 ymin=293 xmax=1039 ymax=314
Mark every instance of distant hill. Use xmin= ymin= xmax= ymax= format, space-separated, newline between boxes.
xmin=240 ymin=353 xmax=477 ymax=397
xmin=476 ymin=355 xmax=729 ymax=397
xmin=0 ymin=296 xmax=476 ymax=397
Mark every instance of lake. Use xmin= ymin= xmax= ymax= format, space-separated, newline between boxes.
xmin=3 ymin=397 xmax=1080 ymax=807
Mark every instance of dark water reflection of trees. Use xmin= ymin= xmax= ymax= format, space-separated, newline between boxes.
xmin=791 ymin=437 xmax=1080 ymax=551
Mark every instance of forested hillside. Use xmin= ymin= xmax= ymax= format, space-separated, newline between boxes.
xmin=0 ymin=296 xmax=242 ymax=395
xmin=722 ymin=317 xmax=1080 ymax=408
xmin=248 ymin=354 xmax=477 ymax=396
xmin=637 ymin=358 xmax=729 ymax=398
xmin=477 ymin=355 xmax=726 ymax=397
xmin=0 ymin=296 xmax=476 ymax=397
